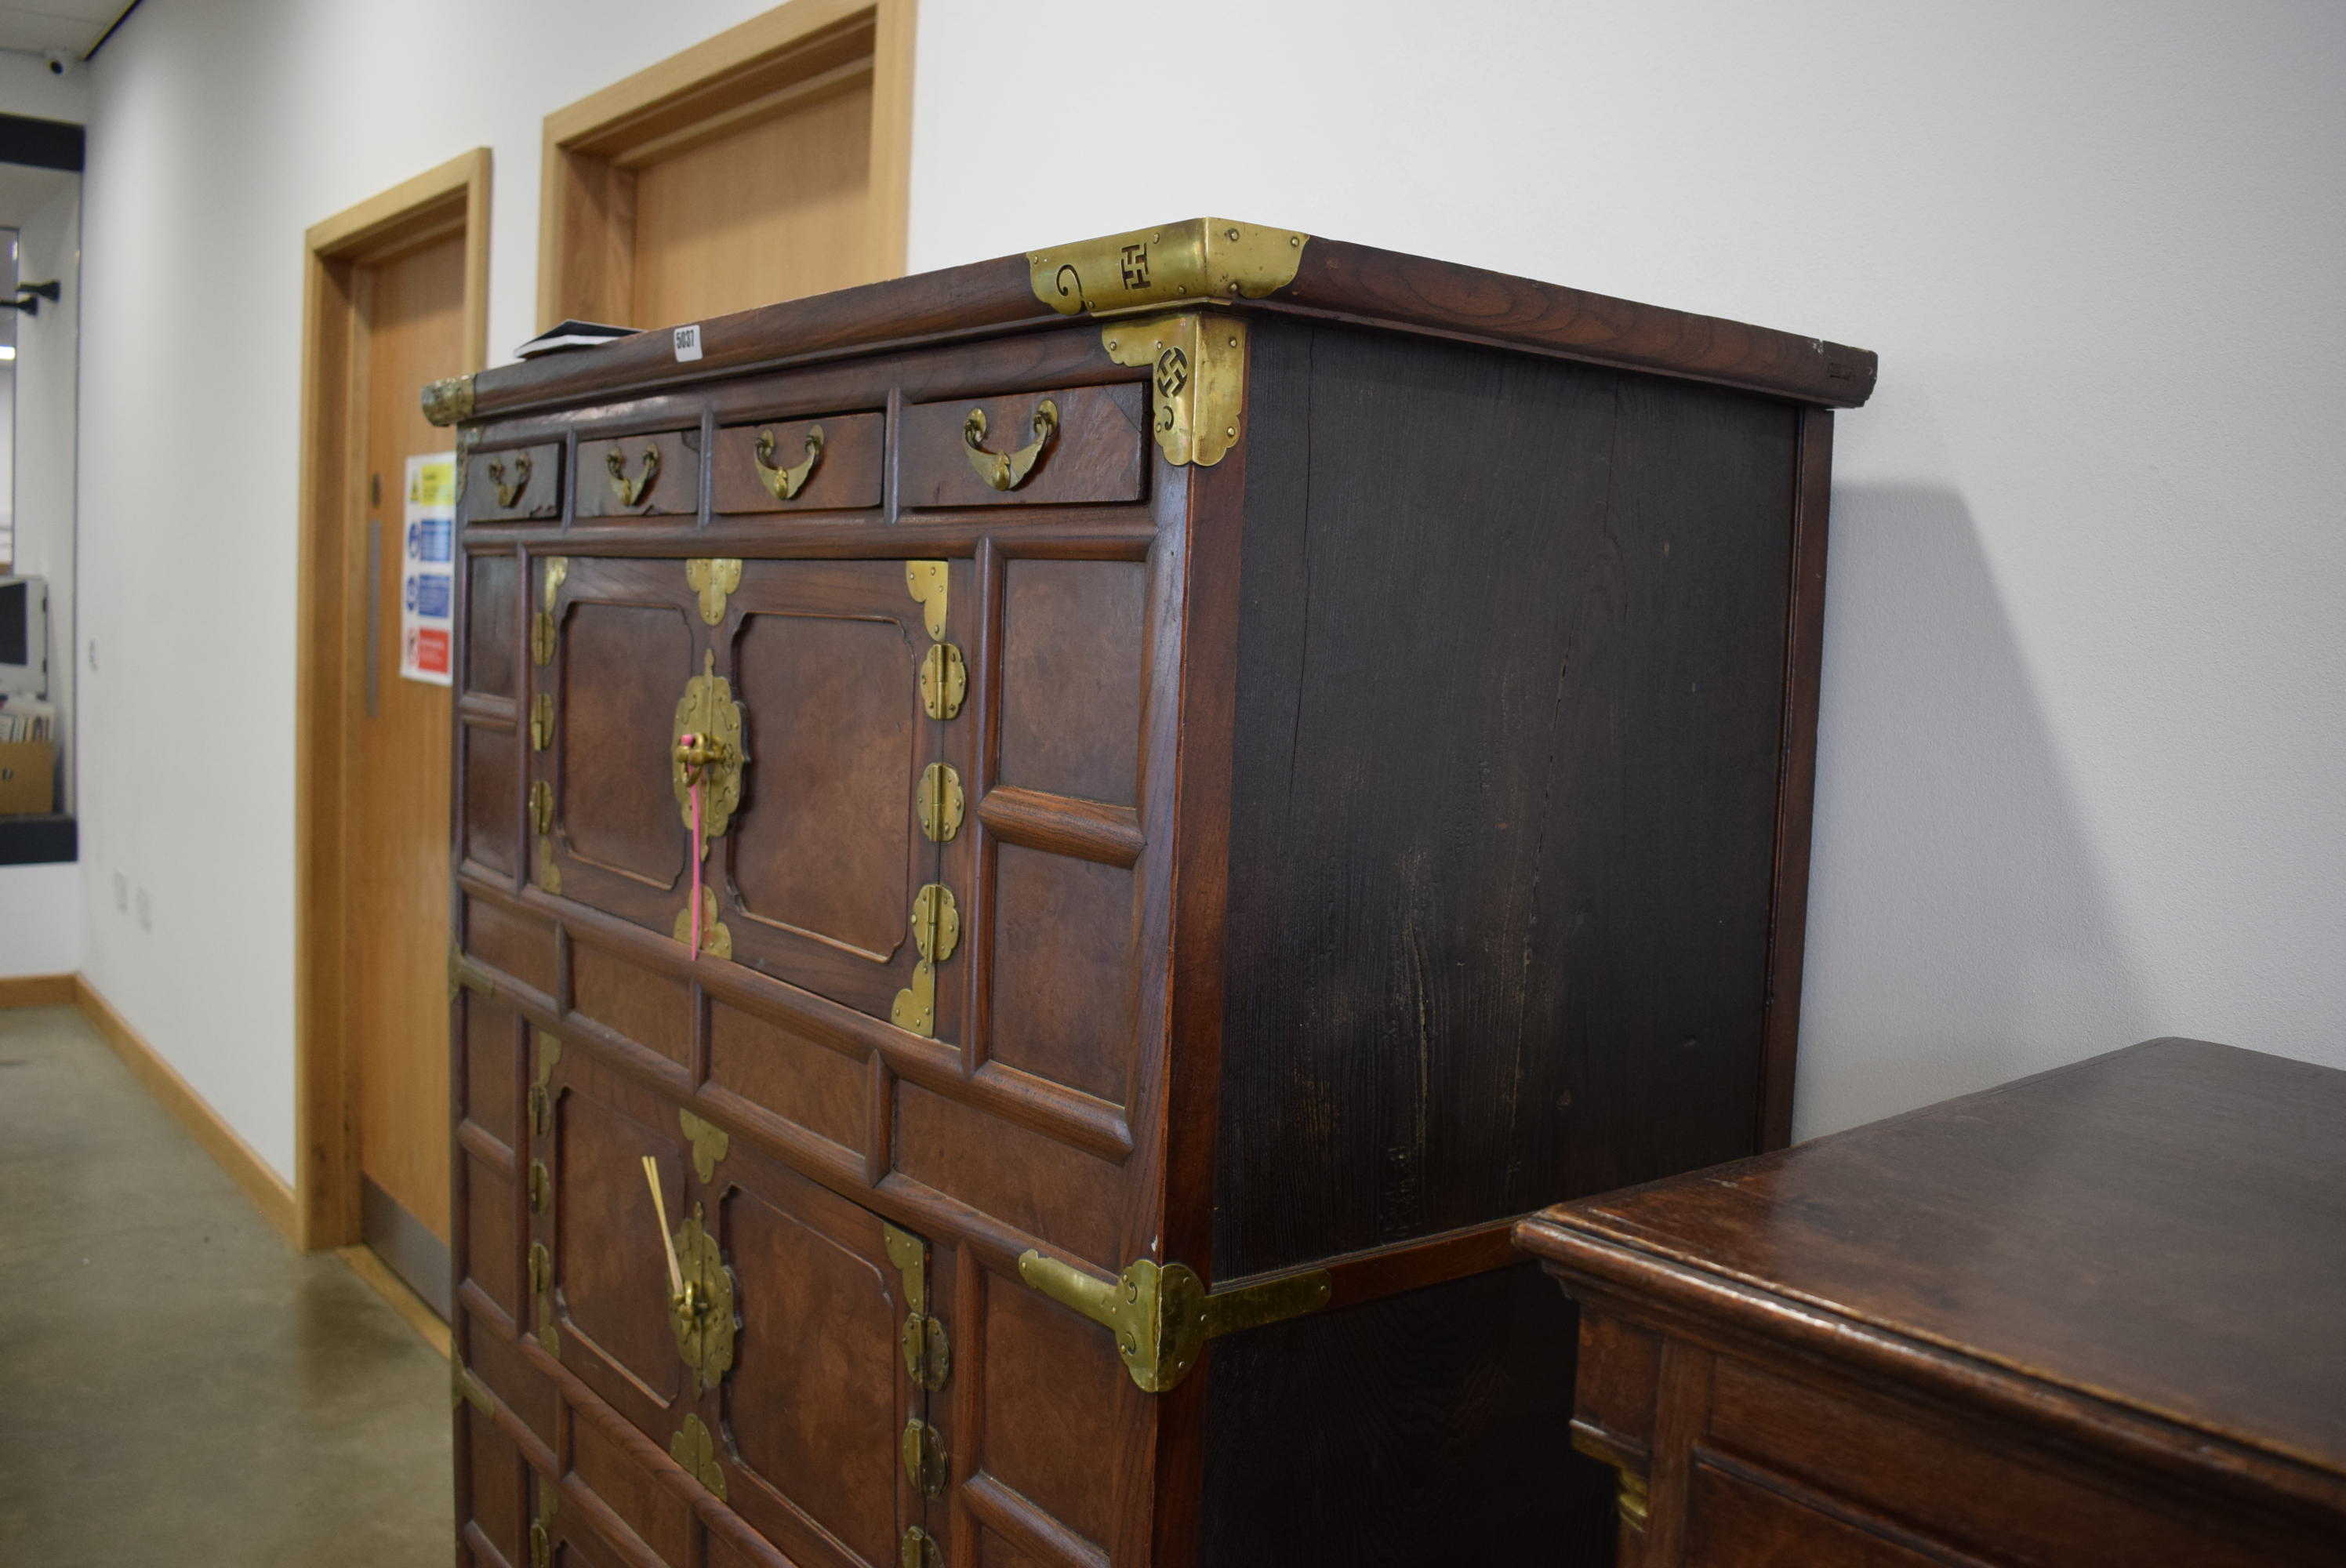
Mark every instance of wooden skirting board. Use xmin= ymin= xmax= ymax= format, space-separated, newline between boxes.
xmin=2 ymin=971 xmax=300 ymax=1244
xmin=337 ymin=1243 xmax=453 ymax=1356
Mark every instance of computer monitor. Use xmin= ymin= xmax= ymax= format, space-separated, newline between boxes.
xmin=0 ymin=575 xmax=48 ymax=698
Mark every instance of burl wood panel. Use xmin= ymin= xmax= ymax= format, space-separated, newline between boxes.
xmin=996 ymin=558 xmax=1146 ymax=808
xmin=986 ymin=845 xmax=1136 ymax=1105
xmin=561 ymin=601 xmax=693 ymax=889
xmin=463 ymin=725 xmax=518 ymax=875
xmin=553 ymin=1073 xmax=693 ymax=1431
xmin=570 ymin=1412 xmax=693 ymax=1566
xmin=899 ymin=384 xmax=1147 ymax=509
xmin=576 ymin=429 xmax=703 ymax=519
xmin=570 ymin=942 xmax=692 ymax=1068
xmin=461 ymin=990 xmax=521 ymax=1147
xmin=467 ymin=554 xmax=518 ymax=696
xmin=712 ymin=412 xmax=885 ymax=514
xmin=466 ymin=442 xmax=562 ymax=522
xmin=1215 ymin=321 xmax=1796 ymax=1277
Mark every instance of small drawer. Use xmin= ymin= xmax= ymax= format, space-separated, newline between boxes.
xmin=711 ymin=412 xmax=884 ymax=514
xmin=575 ymin=429 xmax=700 ymax=518
xmin=901 ymin=383 xmax=1146 ymax=508
xmin=463 ymin=442 xmax=562 ymax=522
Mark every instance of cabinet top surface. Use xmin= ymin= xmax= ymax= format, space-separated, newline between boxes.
xmin=441 ymin=216 xmax=1876 ymax=425
xmin=1520 ymin=1037 xmax=2346 ymax=1481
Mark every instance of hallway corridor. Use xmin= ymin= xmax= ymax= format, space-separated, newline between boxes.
xmin=0 ymin=1004 xmax=451 ymax=1565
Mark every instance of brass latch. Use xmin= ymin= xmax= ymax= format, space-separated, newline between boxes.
xmin=889 ymin=884 xmax=960 ymax=1038
xmin=642 ymin=1156 xmax=737 ymax=1392
xmin=883 ymin=1221 xmax=950 ymax=1392
xmin=1015 ymin=1251 xmax=1331 ymax=1392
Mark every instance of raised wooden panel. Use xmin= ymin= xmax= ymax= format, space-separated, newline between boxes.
xmin=572 ymin=942 xmax=692 ymax=1067
xmin=899 ymin=385 xmax=1147 ymax=510
xmin=706 ymin=1003 xmax=867 ymax=1156
xmin=892 ymin=1083 xmax=1124 ymax=1269
xmin=976 ymin=1531 xmax=1048 ymax=1568
xmin=570 ymin=1414 xmax=693 ymax=1566
xmin=465 ymin=1316 xmax=556 ymax=1448
xmin=466 ymin=896 xmax=557 ymax=995
xmin=714 ymin=1157 xmax=910 ymax=1568
xmin=465 ymin=1156 xmax=519 ymax=1320
xmin=560 ymin=600 xmax=693 ymax=889
xmin=987 ymin=847 xmax=1136 ymax=1106
xmin=464 ymin=1405 xmax=527 ymax=1568
xmin=467 ymin=554 xmax=519 ymax=695
xmin=464 ymin=725 xmax=519 ymax=874
xmin=463 ymin=989 xmax=522 ymax=1146
xmin=996 ymin=559 xmax=1146 ymax=808
xmin=730 ymin=604 xmax=920 ymax=961
xmin=1687 ymin=1461 xmax=1949 ymax=1568
xmin=712 ymin=413 xmax=885 ymax=514
xmin=979 ymin=1272 xmax=1134 ymax=1557
xmin=464 ymin=442 xmax=563 ymax=522
xmin=553 ymin=1073 xmax=692 ymax=1428
xmin=576 ymin=430 xmax=703 ymax=520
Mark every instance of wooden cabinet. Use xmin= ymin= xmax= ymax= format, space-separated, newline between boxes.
xmin=437 ymin=218 xmax=1875 ymax=1567
xmin=1516 ymin=1038 xmax=2346 ymax=1568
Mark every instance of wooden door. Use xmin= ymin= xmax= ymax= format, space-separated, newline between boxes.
xmin=626 ymin=67 xmax=880 ymax=328
xmin=350 ymin=229 xmax=465 ymax=1310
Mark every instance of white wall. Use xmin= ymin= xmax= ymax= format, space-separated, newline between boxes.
xmin=71 ymin=1 xmax=2346 ymax=1179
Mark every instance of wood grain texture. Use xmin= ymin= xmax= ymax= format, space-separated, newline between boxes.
xmin=1214 ymin=320 xmax=1796 ymax=1277
xmin=973 ymin=786 xmax=1142 ymax=868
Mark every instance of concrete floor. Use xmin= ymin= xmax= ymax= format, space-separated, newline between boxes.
xmin=0 ymin=1004 xmax=452 ymax=1566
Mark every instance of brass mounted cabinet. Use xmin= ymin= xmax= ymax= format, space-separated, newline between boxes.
xmin=437 ymin=217 xmax=1873 ymax=1566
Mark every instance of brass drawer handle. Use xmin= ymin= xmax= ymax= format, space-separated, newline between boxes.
xmin=607 ymin=445 xmax=660 ymax=506
xmin=963 ymin=399 xmax=1056 ymax=491
xmin=489 ymin=454 xmax=531 ymax=508
xmin=753 ymin=424 xmax=824 ymax=500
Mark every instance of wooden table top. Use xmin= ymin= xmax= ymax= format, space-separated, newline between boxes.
xmin=1519 ymin=1038 xmax=2346 ymax=1486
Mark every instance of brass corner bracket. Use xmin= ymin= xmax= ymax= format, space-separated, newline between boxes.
xmin=1030 ymin=219 xmax=1307 ymax=317
xmin=1103 ymin=314 xmax=1247 ymax=467
xmin=421 ymin=374 xmax=475 ymax=426
xmin=1015 ymin=1250 xmax=1331 ymax=1392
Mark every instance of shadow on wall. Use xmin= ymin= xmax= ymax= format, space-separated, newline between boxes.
xmin=1792 ymin=485 xmax=2153 ymax=1141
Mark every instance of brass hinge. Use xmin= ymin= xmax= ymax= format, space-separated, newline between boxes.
xmin=917 ymin=763 xmax=964 ymax=843
xmin=527 ymin=1490 xmax=556 ymax=1568
xmin=889 ymin=884 xmax=960 ymax=1039
xmin=900 ymin=1526 xmax=943 ymax=1568
xmin=529 ymin=692 xmax=554 ymax=750
xmin=685 ymin=557 xmax=742 ymax=626
xmin=901 ymin=1417 xmax=948 ymax=1500
xmin=527 ymin=1160 xmax=552 ymax=1216
xmin=918 ymin=642 xmax=966 ymax=720
xmin=670 ymin=1413 xmax=728 ymax=1500
xmin=536 ymin=834 xmax=561 ymax=895
xmin=529 ymin=779 xmax=553 ymax=835
xmin=678 ymin=1109 xmax=730 ymax=1181
xmin=883 ymin=1221 xmax=951 ymax=1392
xmin=1103 ymin=314 xmax=1247 ymax=467
xmin=532 ymin=557 xmax=566 ymax=666
xmin=528 ymin=1240 xmax=560 ymax=1359
xmin=1015 ymin=1251 xmax=1331 ymax=1392
xmin=528 ymin=1033 xmax=561 ymax=1138
xmin=905 ymin=561 xmax=948 ymax=640
xmin=1029 ymin=218 xmax=1306 ymax=316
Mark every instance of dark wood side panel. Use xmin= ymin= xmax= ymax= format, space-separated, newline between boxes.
xmin=469 ymin=553 xmax=521 ymax=695
xmin=1214 ymin=321 xmax=1799 ymax=1276
xmin=1197 ymin=1263 xmax=1615 ymax=1566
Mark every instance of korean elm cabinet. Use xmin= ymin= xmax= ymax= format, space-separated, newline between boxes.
xmin=430 ymin=219 xmax=1876 ymax=1568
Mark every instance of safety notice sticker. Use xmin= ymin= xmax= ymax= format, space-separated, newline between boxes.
xmin=400 ymin=451 xmax=456 ymax=685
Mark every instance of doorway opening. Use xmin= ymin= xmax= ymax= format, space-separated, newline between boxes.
xmin=294 ymin=151 xmax=490 ymax=1317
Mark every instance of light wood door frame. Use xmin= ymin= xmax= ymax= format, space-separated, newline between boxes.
xmin=295 ymin=148 xmax=490 ymax=1251
xmin=536 ymin=0 xmax=915 ymax=330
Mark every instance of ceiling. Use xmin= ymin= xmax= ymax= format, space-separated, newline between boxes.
xmin=0 ymin=0 xmax=133 ymax=56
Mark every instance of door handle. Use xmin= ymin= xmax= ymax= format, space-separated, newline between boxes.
xmin=963 ymin=400 xmax=1057 ymax=491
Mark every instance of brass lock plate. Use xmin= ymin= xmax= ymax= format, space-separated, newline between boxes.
xmin=672 ymin=650 xmax=748 ymax=841
xmin=670 ymin=1208 xmax=738 ymax=1392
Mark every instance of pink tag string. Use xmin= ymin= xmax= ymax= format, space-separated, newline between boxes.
xmin=681 ymin=732 xmax=705 ymax=958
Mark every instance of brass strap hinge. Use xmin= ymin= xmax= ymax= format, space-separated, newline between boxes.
xmin=1103 ymin=314 xmax=1247 ymax=467
xmin=883 ymin=1221 xmax=951 ymax=1392
xmin=1015 ymin=1251 xmax=1331 ymax=1392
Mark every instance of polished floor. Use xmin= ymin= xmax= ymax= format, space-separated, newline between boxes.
xmin=0 ymin=1004 xmax=451 ymax=1565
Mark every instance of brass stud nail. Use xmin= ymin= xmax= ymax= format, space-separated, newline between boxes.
xmin=1290 ymin=235 xmax=1301 ymax=246
xmin=1226 ymin=227 xmax=1240 ymax=240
